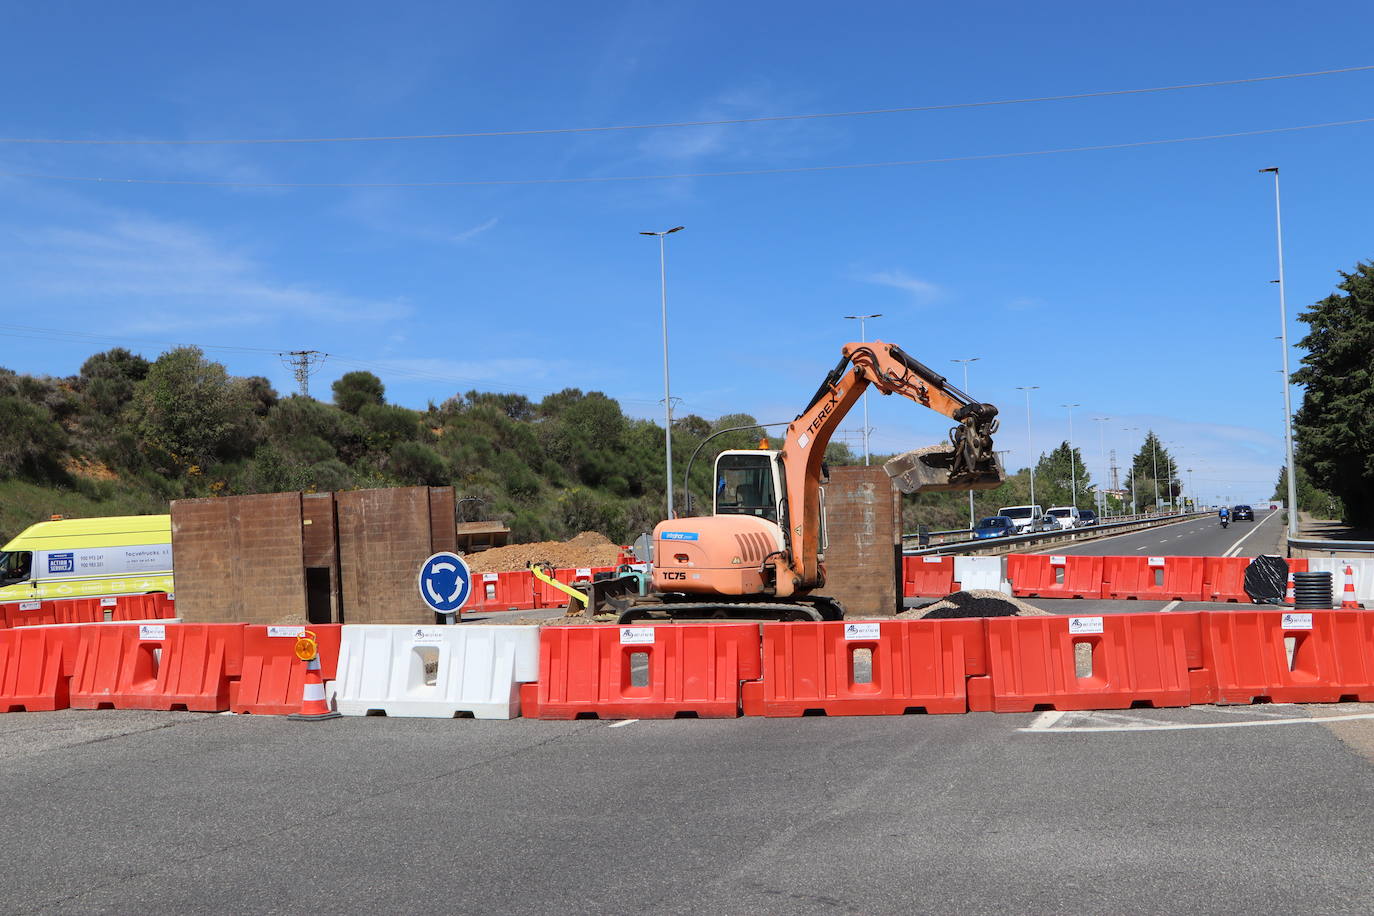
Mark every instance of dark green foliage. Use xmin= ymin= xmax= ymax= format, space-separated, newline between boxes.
xmin=1293 ymin=261 xmax=1374 ymax=524
xmin=389 ymin=441 xmax=448 ymax=486
xmin=1273 ymin=464 xmax=1340 ymax=518
xmin=0 ymin=388 xmax=68 ymax=482
xmin=332 ymin=371 xmax=386 ymax=413
xmin=358 ymin=403 xmax=420 ymax=452
xmin=134 ymin=347 xmax=255 ymax=471
xmin=1032 ymin=441 xmax=1094 ymax=508
xmin=1122 ymin=431 xmax=1179 ymax=511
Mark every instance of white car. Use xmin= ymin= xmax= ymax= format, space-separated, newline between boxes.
xmin=1044 ymin=506 xmax=1082 ymax=529
xmin=996 ymin=504 xmax=1045 ymax=534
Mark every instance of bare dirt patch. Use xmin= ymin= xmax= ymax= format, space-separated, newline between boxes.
xmin=464 ymin=531 xmax=623 ymax=572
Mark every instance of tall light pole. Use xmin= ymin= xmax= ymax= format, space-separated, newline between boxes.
xmin=1122 ymin=427 xmax=1140 ymax=514
xmin=1093 ymin=416 xmax=1111 ymax=516
xmin=1061 ymin=403 xmax=1080 ymax=508
xmin=844 ymin=313 xmax=882 ymax=465
xmin=1260 ymin=167 xmax=1300 ymax=535
xmin=953 ymin=357 xmax=980 ymax=527
xmin=1149 ymin=432 xmax=1160 ymax=512
xmin=1016 ymin=386 xmax=1039 ymax=507
xmin=640 ymin=225 xmax=684 ymax=519
xmin=1187 ymin=467 xmax=1195 ymax=510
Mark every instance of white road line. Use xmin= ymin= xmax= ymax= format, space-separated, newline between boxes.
xmin=1019 ymin=711 xmax=1374 ymax=733
xmin=1135 ymin=545 xmax=1148 ymax=551
xmin=608 ymin=719 xmax=638 ymax=728
xmin=1025 ymin=710 xmax=1066 ymax=730
xmin=1160 ymin=600 xmax=1181 ymax=613
xmin=1222 ymin=511 xmax=1281 ymax=558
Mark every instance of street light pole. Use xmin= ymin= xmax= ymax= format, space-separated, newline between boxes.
xmin=953 ymin=357 xmax=980 ymax=527
xmin=1093 ymin=416 xmax=1111 ymax=516
xmin=1259 ymin=167 xmax=1300 ymax=536
xmin=1016 ymin=386 xmax=1039 ymax=508
xmin=640 ymin=225 xmax=685 ymax=519
xmin=1123 ymin=427 xmax=1140 ymax=515
xmin=1062 ymin=403 xmax=1080 ymax=508
xmin=845 ymin=313 xmax=882 ymax=466
xmin=1149 ymin=433 xmax=1160 ymax=512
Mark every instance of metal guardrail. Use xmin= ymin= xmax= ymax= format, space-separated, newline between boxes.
xmin=906 ymin=512 xmax=1190 ymax=546
xmin=904 ymin=511 xmax=1208 ymax=556
xmin=1287 ymin=537 xmax=1374 ymax=555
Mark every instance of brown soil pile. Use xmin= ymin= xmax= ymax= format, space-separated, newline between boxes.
xmin=897 ymin=589 xmax=1052 ymax=619
xmin=464 ymin=531 xmax=623 ymax=573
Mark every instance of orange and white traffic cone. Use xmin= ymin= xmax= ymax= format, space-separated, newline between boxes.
xmin=1285 ymin=573 xmax=1296 ymax=606
xmin=1341 ymin=563 xmax=1360 ymax=609
xmin=289 ymin=630 xmax=340 ymax=721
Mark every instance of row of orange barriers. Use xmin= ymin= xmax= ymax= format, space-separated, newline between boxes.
xmin=519 ymin=610 xmax=1374 ymax=718
xmin=0 ymin=622 xmax=340 ymax=715
xmin=902 ymin=554 xmax=1312 ymax=603
xmin=0 ymin=593 xmax=178 ymax=629
xmin=469 ymin=566 xmax=618 ymax=612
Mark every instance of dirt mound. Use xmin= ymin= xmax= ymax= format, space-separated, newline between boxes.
xmin=897 ymin=589 xmax=1051 ymax=619
xmin=464 ymin=531 xmax=622 ymax=573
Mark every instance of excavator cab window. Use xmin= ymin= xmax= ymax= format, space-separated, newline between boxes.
xmin=714 ymin=454 xmax=779 ymax=523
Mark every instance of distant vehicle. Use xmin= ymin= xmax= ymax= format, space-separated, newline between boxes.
xmin=0 ymin=515 xmax=173 ymax=602
xmin=1077 ymin=508 xmax=1099 ymax=526
xmin=1045 ymin=506 xmax=1082 ymax=530
xmin=1234 ymin=505 xmax=1254 ymax=521
xmin=973 ymin=516 xmax=1017 ymax=539
xmin=997 ymin=504 xmax=1045 ymax=534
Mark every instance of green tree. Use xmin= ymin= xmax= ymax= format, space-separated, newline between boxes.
xmin=1032 ymin=440 xmax=1094 ymax=508
xmin=1292 ymin=261 xmax=1374 ymax=524
xmin=133 ymin=347 xmax=252 ymax=471
xmin=332 ymin=371 xmax=386 ymax=414
xmin=0 ymin=372 xmax=68 ymax=482
xmin=1122 ymin=431 xmax=1178 ymax=511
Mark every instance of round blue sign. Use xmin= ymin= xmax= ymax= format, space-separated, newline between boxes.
xmin=417 ymin=551 xmax=472 ymax=613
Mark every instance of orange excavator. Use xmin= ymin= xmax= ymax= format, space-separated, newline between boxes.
xmin=598 ymin=341 xmax=1003 ymax=622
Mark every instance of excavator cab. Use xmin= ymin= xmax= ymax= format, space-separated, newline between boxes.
xmin=713 ymin=451 xmax=782 ymax=523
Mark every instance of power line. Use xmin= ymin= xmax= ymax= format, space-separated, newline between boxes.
xmin=5 ymin=115 xmax=1371 ymax=189
xmin=279 ymin=349 xmax=327 ymax=397
xmin=1 ymin=64 xmax=1370 ymax=146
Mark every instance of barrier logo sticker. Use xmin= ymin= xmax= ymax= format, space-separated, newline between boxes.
xmin=1148 ymin=556 xmax=1166 ymax=566
xmin=844 ymin=622 xmax=880 ymax=640
xmin=19 ymin=600 xmax=41 ymax=611
xmin=138 ymin=624 xmax=166 ymax=640
xmin=1281 ymin=613 xmax=1313 ymax=630
xmin=100 ymin=597 xmax=118 ymax=607
xmin=483 ymin=573 xmax=500 ymax=582
xmin=412 ymin=628 xmax=445 ymax=644
xmin=1049 ymin=556 xmax=1067 ymax=565
xmin=267 ymin=626 xmax=305 ymax=638
xmin=922 ymin=556 xmax=944 ymax=564
xmin=620 ymin=627 xmax=655 ymax=644
xmin=661 ymin=531 xmax=699 ymax=541
xmin=1068 ymin=616 xmax=1104 ymax=634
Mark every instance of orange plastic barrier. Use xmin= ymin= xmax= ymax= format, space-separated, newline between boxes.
xmin=0 ymin=626 xmax=82 ymax=712
xmin=983 ymin=613 xmax=1199 ymax=712
xmin=740 ymin=619 xmax=987 ymax=716
xmin=1201 ymin=610 xmax=1374 ymax=704
xmin=110 ymin=593 xmax=176 ymax=621
xmin=2 ymin=594 xmax=176 ymax=628
xmin=470 ymin=570 xmax=539 ymax=612
xmin=1102 ymin=556 xmax=1205 ymax=601
xmin=902 ymin=555 xmax=956 ymax=597
xmin=69 ymin=623 xmax=244 ymax=712
xmin=230 ymin=624 xmax=341 ymax=715
xmin=521 ymin=623 xmax=761 ymax=719
xmin=1006 ymin=554 xmax=1104 ymax=599
xmin=1201 ymin=557 xmax=1255 ymax=603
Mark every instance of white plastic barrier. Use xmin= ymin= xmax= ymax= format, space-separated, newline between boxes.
xmin=953 ymin=555 xmax=1011 ymax=594
xmin=330 ymin=625 xmax=540 ymax=719
xmin=1306 ymin=558 xmax=1374 ymax=606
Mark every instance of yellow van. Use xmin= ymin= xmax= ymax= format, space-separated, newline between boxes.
xmin=0 ymin=515 xmax=173 ymax=602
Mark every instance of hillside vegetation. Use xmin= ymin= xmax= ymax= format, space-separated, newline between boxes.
xmin=2 ymin=345 xmax=1081 ymax=544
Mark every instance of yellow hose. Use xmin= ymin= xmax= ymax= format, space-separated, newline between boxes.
xmin=530 ymin=564 xmax=588 ymax=607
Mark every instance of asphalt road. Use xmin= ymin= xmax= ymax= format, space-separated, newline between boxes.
xmin=1042 ymin=508 xmax=1286 ymax=559
xmin=4 ymin=703 xmax=1374 ymax=915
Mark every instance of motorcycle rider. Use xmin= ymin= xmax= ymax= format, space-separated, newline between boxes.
xmin=1218 ymin=505 xmax=1230 ymax=527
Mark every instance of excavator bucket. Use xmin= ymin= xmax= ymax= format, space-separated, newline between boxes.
xmin=884 ymin=445 xmax=1005 ymax=494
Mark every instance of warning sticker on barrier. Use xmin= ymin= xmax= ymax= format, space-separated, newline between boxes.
xmin=620 ymin=627 xmax=655 ymax=644
xmin=844 ymin=623 xmax=880 ymax=640
xmin=1281 ymin=613 xmax=1313 ymax=630
xmin=411 ymin=628 xmax=445 ymax=644
xmin=922 ymin=556 xmax=943 ymax=564
xmin=138 ymin=624 xmax=165 ymax=640
xmin=576 ymin=567 xmax=592 ymax=578
xmin=19 ymin=600 xmax=40 ymax=611
xmin=101 ymin=597 xmax=118 ymax=607
xmin=1068 ymin=617 xmax=1104 ymax=634
xmin=483 ymin=573 xmax=499 ymax=582
xmin=1049 ymin=556 xmax=1066 ymax=565
xmin=267 ymin=626 xmax=304 ymax=638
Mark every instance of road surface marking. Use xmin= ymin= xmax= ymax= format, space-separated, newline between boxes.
xmin=1025 ymin=710 xmax=1066 ymax=730
xmin=1020 ymin=711 xmax=1374 ymax=733
xmin=1160 ymin=600 xmax=1181 ymax=613
xmin=1223 ymin=510 xmax=1280 ymax=557
xmin=608 ymin=719 xmax=638 ymax=728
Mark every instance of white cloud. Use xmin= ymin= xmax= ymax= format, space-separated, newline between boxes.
xmin=860 ymin=269 xmax=943 ymax=305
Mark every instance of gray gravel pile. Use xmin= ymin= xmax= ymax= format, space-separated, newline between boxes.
xmin=900 ymin=588 xmax=1051 ymax=619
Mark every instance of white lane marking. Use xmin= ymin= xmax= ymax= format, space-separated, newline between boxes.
xmin=1223 ymin=510 xmax=1280 ymax=557
xmin=1160 ymin=600 xmax=1181 ymax=613
xmin=1135 ymin=545 xmax=1148 ymax=551
xmin=1025 ymin=710 xmax=1066 ymax=730
xmin=1020 ymin=712 xmax=1374 ymax=733
xmin=1032 ymin=516 xmax=1207 ymax=554
xmin=608 ymin=719 xmax=638 ymax=728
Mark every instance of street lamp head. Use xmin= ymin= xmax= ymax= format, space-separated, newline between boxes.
xmin=667 ymin=226 xmax=684 ymax=234
xmin=844 ymin=313 xmax=882 ymax=320
xmin=1259 ymin=167 xmax=1279 ymax=174
xmin=1061 ymin=403 xmax=1080 ymax=408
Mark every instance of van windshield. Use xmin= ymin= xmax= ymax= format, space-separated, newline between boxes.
xmin=0 ymin=550 xmax=33 ymax=583
xmin=1000 ymin=508 xmax=1033 ymax=520
xmin=1047 ymin=509 xmax=1072 ymax=518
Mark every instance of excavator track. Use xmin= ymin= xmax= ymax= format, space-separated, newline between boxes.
xmin=616 ymin=601 xmax=842 ymax=625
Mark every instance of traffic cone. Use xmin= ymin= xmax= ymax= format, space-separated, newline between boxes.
xmin=289 ymin=655 xmax=340 ymax=721
xmin=1341 ymin=564 xmax=1360 ymax=609
xmin=1285 ymin=573 xmax=1296 ymax=606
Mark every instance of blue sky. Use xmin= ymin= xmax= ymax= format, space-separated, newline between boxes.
xmin=2 ymin=1 xmax=1372 ymax=506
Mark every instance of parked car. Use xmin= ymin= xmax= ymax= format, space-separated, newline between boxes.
xmin=1045 ymin=506 xmax=1082 ymax=530
xmin=1233 ymin=504 xmax=1254 ymax=521
xmin=973 ymin=516 xmax=1017 ymax=539
xmin=1077 ymin=508 xmax=1099 ymax=526
xmin=996 ymin=504 xmax=1045 ymax=534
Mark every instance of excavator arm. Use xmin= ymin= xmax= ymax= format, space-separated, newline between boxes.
xmin=770 ymin=341 xmax=1002 ymax=597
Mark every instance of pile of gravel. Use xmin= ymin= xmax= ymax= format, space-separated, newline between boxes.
xmin=898 ymin=588 xmax=1051 ymax=619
